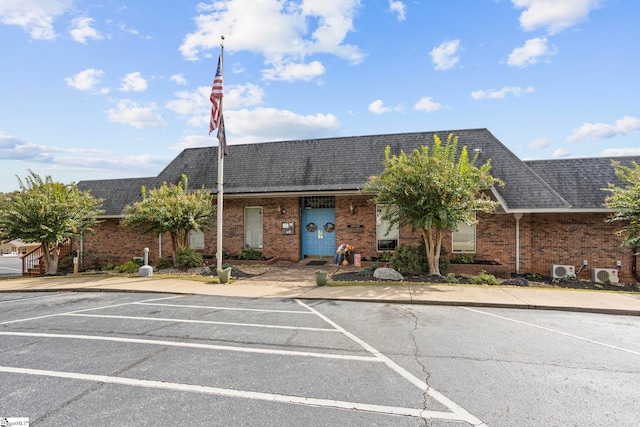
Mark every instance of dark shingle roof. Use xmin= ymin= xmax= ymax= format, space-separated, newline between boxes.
xmin=77 ymin=177 xmax=152 ymax=216
xmin=151 ymin=128 xmax=568 ymax=210
xmin=525 ymin=156 xmax=640 ymax=209
xmin=79 ymin=128 xmax=635 ymax=215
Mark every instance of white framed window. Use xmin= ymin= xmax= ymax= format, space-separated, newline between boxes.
xmin=376 ymin=204 xmax=399 ymax=251
xmin=188 ymin=230 xmax=205 ymax=249
xmin=245 ymin=207 xmax=263 ymax=250
xmin=452 ymin=214 xmax=476 ymax=252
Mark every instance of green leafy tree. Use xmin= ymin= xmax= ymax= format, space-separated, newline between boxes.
xmin=604 ymin=160 xmax=640 ymax=250
xmin=0 ymin=171 xmax=104 ymax=275
xmin=364 ymin=134 xmax=502 ymax=275
xmin=122 ymin=175 xmax=214 ymax=265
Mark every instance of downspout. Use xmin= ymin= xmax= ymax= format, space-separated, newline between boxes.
xmin=633 ymin=247 xmax=640 ymax=282
xmin=514 ymin=213 xmax=523 ymax=274
xmin=158 ymin=233 xmax=162 ymax=258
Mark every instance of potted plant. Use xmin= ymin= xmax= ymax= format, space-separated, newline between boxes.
xmin=315 ymin=270 xmax=328 ymax=286
xmin=217 ymin=266 xmax=232 ymax=284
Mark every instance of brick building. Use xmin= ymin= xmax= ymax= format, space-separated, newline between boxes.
xmin=77 ymin=128 xmax=640 ymax=283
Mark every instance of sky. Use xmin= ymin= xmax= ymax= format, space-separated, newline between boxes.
xmin=1 ymin=0 xmax=639 ymax=193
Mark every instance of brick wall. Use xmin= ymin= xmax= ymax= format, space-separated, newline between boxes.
xmin=518 ymin=212 xmax=634 ymax=283
xmin=81 ymin=199 xmax=636 ymax=283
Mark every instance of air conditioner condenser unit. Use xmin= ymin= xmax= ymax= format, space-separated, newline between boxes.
xmin=591 ymin=268 xmax=619 ymax=284
xmin=552 ymin=264 xmax=575 ymax=279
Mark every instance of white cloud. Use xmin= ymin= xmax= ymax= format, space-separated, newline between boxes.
xmin=262 ymin=61 xmax=325 ymax=82
xmin=527 ymin=138 xmax=549 ymax=149
xmin=507 ymin=37 xmax=556 ymax=67
xmin=65 ymin=68 xmax=105 ymax=92
xmin=471 ymin=86 xmax=535 ymax=100
xmin=228 ymin=107 xmax=340 ymax=141
xmin=0 ymin=0 xmax=73 ymax=40
xmin=512 ymin=0 xmax=602 ymax=34
xmin=170 ymin=74 xmax=187 ymax=85
xmin=389 ymin=1 xmax=406 ymax=21
xmin=601 ymin=147 xmax=640 ymax=157
xmin=166 ymin=83 xmax=266 ymax=129
xmin=69 ymin=16 xmax=103 ymax=44
xmin=106 ymin=100 xmax=167 ymax=129
xmin=430 ymin=39 xmax=460 ymax=71
xmin=226 ymin=83 xmax=265 ymax=108
xmin=552 ymin=148 xmax=570 ymax=158
xmin=179 ymin=0 xmax=363 ymax=81
xmin=414 ymin=97 xmax=443 ymax=112
xmin=0 ymin=132 xmax=169 ymax=173
xmin=368 ymin=99 xmax=391 ymax=114
xmin=171 ymin=135 xmax=214 ymax=151
xmin=567 ymin=116 xmax=640 ymax=143
xmin=119 ymin=72 xmax=148 ymax=92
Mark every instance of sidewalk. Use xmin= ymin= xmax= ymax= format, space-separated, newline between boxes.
xmin=1 ymin=263 xmax=639 ymax=316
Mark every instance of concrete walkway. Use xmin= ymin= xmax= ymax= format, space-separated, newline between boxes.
xmin=1 ymin=261 xmax=639 ymax=316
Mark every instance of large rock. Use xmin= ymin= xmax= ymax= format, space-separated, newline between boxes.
xmin=373 ymin=267 xmax=404 ymax=281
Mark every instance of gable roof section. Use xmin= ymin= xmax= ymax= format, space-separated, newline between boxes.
xmin=525 ymin=156 xmax=640 ymax=210
xmin=77 ymin=177 xmax=152 ymax=217
xmin=151 ymin=128 xmax=568 ymax=211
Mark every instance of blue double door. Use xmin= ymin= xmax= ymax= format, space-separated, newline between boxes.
xmin=301 ymin=207 xmax=336 ymax=258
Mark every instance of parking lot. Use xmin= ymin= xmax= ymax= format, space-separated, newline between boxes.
xmin=0 ymin=292 xmax=485 ymax=426
xmin=2 ymin=290 xmax=639 ymax=426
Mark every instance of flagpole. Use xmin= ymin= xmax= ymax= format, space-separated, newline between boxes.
xmin=216 ymin=37 xmax=225 ymax=271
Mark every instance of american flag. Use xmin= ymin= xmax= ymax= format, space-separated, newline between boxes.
xmin=209 ymin=54 xmax=223 ymax=135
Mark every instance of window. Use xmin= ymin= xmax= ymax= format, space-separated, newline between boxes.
xmin=376 ymin=205 xmax=399 ymax=251
xmin=188 ymin=230 xmax=205 ymax=250
xmin=452 ymin=215 xmax=476 ymax=252
xmin=245 ymin=207 xmax=263 ymax=249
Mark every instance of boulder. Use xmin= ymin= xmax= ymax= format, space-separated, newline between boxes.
xmin=373 ymin=267 xmax=404 ymax=281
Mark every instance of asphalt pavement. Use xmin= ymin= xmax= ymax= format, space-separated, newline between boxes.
xmin=0 ymin=261 xmax=639 ymax=316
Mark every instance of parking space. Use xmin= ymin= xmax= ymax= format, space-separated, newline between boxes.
xmin=0 ymin=292 xmax=485 ymax=426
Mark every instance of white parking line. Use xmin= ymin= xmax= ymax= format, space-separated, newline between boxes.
xmin=0 ymin=295 xmax=184 ymax=325
xmin=0 ymin=331 xmax=378 ymax=362
xmin=62 ymin=313 xmax=339 ymax=332
xmin=135 ymin=302 xmax=313 ymax=314
xmin=297 ymin=300 xmax=488 ymax=427
xmin=0 ymin=365 xmax=464 ymax=421
xmin=462 ymin=307 xmax=640 ymax=356
xmin=0 ymin=293 xmax=73 ymax=304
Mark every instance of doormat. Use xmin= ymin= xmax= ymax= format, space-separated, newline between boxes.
xmin=307 ymin=260 xmax=327 ymax=266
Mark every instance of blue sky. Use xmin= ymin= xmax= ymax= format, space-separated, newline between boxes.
xmin=1 ymin=0 xmax=638 ymax=193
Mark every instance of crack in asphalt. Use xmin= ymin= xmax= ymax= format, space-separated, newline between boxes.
xmin=402 ymin=306 xmax=431 ymax=427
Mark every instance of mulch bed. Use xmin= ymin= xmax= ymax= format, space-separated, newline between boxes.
xmin=331 ymin=271 xmax=640 ymax=292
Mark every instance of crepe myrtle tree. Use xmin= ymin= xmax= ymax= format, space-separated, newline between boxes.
xmin=0 ymin=171 xmax=104 ymax=275
xmin=604 ymin=160 xmax=640 ymax=251
xmin=122 ymin=174 xmax=215 ymax=266
xmin=364 ymin=134 xmax=502 ymax=276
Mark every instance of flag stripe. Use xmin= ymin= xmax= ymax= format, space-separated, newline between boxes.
xmin=209 ymin=55 xmax=224 ymax=135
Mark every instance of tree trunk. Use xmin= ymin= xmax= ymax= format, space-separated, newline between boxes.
xmin=41 ymin=241 xmax=60 ymax=275
xmin=169 ymin=232 xmax=180 ymax=266
xmin=421 ymin=227 xmax=443 ymax=276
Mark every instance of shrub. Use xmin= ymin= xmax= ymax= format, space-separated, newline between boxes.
xmin=58 ymin=255 xmax=74 ymax=273
xmin=154 ymin=257 xmax=172 ymax=271
xmin=471 ymin=270 xmax=499 ymax=285
xmin=176 ymin=247 xmax=203 ymax=270
xmin=240 ymin=248 xmax=261 ymax=260
xmin=357 ymin=264 xmax=378 ymax=276
xmin=444 ymin=273 xmax=459 ymax=283
xmin=451 ymin=253 xmax=476 ymax=264
xmin=103 ymin=263 xmax=115 ymax=271
xmin=115 ymin=260 xmax=140 ymax=274
xmin=377 ymin=251 xmax=392 ymax=262
xmin=390 ymin=245 xmax=425 ymax=276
